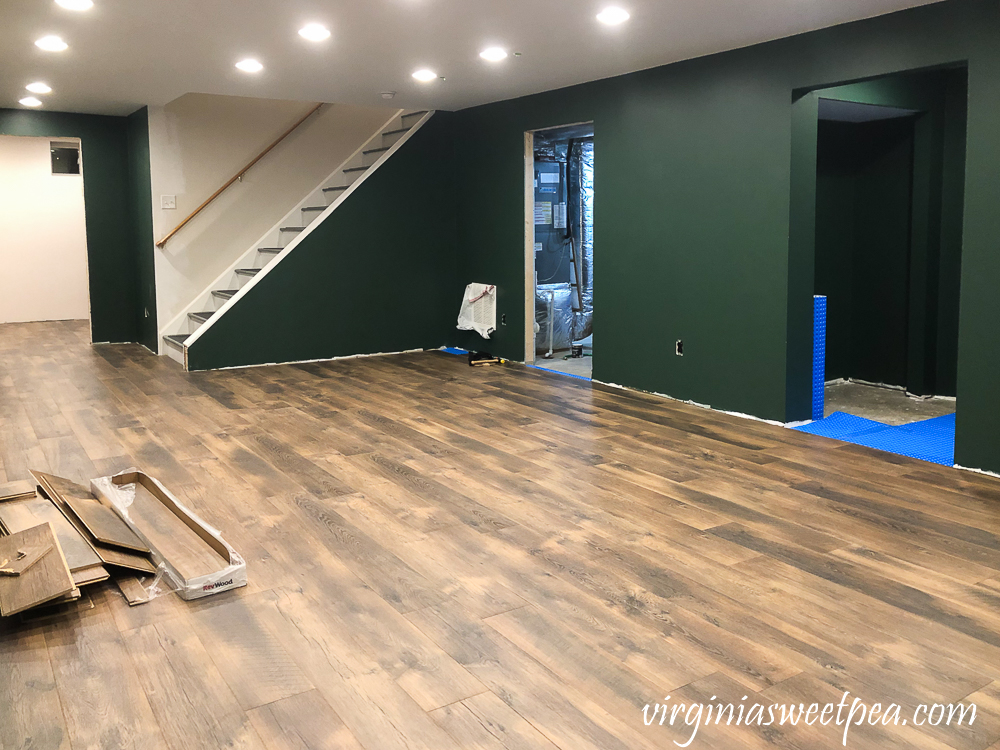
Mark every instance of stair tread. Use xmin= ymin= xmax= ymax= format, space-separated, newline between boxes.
xmin=382 ymin=127 xmax=411 ymax=136
xmin=235 ymin=268 xmax=260 ymax=276
xmin=212 ymin=289 xmax=238 ymax=299
xmin=363 ymin=147 xmax=390 ymax=155
xmin=163 ymin=334 xmax=189 ymax=349
xmin=302 ymin=206 xmax=326 ymax=211
xmin=280 ymin=226 xmax=306 ymax=231
xmin=188 ymin=311 xmax=214 ymax=322
xmin=403 ymin=110 xmax=428 ymax=118
xmin=323 ymin=186 xmax=349 ymax=192
xmin=343 ymin=166 xmax=369 ymax=173
xmin=258 ymin=247 xmax=282 ymax=252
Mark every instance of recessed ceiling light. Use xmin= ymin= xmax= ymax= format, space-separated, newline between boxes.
xmin=20 ymin=97 xmax=43 ymax=107
xmin=235 ymin=58 xmax=264 ymax=73
xmin=55 ymin=0 xmax=93 ymax=10
xmin=480 ymin=47 xmax=508 ymax=62
xmin=35 ymin=35 xmax=69 ymax=52
xmin=26 ymin=82 xmax=52 ymax=94
xmin=412 ymin=69 xmax=438 ymax=83
xmin=596 ymin=6 xmax=630 ymax=24
xmin=298 ymin=23 xmax=330 ymax=42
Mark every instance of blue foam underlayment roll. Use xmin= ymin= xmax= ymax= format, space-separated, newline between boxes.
xmin=812 ymin=296 xmax=827 ymax=421
xmin=794 ymin=411 xmax=955 ymax=466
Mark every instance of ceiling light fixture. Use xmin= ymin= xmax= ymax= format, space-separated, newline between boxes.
xmin=26 ymin=82 xmax=53 ymax=94
xmin=298 ymin=23 xmax=330 ymax=42
xmin=412 ymin=69 xmax=437 ymax=82
xmin=235 ymin=58 xmax=264 ymax=73
xmin=55 ymin=0 xmax=93 ymax=9
xmin=20 ymin=97 xmax=43 ymax=107
xmin=480 ymin=47 xmax=507 ymax=62
xmin=596 ymin=6 xmax=630 ymax=25
xmin=35 ymin=35 xmax=69 ymax=52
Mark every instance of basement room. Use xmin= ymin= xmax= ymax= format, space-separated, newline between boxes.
xmin=2 ymin=1 xmax=1000 ymax=749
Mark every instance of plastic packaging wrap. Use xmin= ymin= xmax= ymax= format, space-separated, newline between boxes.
xmin=535 ymin=283 xmax=574 ymax=354
xmin=575 ymin=140 xmax=595 ymax=341
xmin=91 ymin=469 xmax=247 ymax=601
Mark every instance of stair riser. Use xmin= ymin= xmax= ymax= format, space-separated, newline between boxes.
xmin=362 ymin=150 xmax=386 ymax=167
xmin=382 ymin=131 xmax=407 ymax=149
xmin=302 ymin=209 xmax=325 ymax=224
xmin=324 ymin=189 xmax=347 ymax=205
xmin=401 ymin=112 xmax=425 ymax=128
xmin=343 ymin=170 xmax=365 ymax=186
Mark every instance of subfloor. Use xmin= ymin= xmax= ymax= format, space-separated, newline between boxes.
xmin=531 ymin=349 xmax=593 ymax=379
xmin=3 ymin=320 xmax=1000 ymax=750
xmin=825 ymin=380 xmax=957 ymax=425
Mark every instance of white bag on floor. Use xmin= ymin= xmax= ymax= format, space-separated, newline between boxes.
xmin=457 ymin=283 xmax=497 ymax=339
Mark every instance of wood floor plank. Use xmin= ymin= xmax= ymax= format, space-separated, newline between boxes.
xmin=0 ymin=624 xmax=70 ymax=750
xmin=3 ymin=324 xmax=1000 ymax=750
xmin=45 ymin=592 xmax=169 ymax=750
xmin=246 ymin=689 xmax=366 ymax=750
xmin=123 ymin=616 xmax=267 ymax=750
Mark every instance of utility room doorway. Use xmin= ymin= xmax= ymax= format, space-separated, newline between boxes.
xmin=525 ymin=123 xmax=594 ymax=379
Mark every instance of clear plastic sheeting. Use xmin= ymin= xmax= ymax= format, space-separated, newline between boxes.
xmin=535 ymin=283 xmax=574 ymax=355
xmin=457 ymin=283 xmax=497 ymax=339
xmin=573 ymin=139 xmax=595 ymax=341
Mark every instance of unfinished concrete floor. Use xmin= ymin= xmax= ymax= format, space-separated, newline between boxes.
xmin=824 ymin=380 xmax=956 ymax=425
xmin=531 ymin=351 xmax=593 ymax=379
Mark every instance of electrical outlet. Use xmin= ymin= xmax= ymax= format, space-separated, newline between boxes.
xmin=501 ymin=314 xmax=507 ymax=326
xmin=676 ymin=339 xmax=684 ymax=356
xmin=161 ymin=195 xmax=177 ymax=210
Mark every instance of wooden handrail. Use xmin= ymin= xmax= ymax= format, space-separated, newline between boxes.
xmin=156 ymin=102 xmax=324 ymax=248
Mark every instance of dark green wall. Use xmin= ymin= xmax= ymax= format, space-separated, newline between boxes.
xmin=187 ymin=0 xmax=1000 ymax=472
xmin=444 ymin=0 xmax=998 ymax=470
xmin=126 ymin=107 xmax=158 ymax=351
xmin=0 ymin=107 xmax=154 ymax=344
xmin=186 ymin=115 xmax=459 ymax=371
xmin=816 ymin=117 xmax=917 ymax=388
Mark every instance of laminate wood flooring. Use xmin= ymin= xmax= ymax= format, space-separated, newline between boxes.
xmin=1 ymin=320 xmax=999 ymax=750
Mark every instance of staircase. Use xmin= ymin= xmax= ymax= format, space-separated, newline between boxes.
xmin=160 ymin=109 xmax=433 ymax=367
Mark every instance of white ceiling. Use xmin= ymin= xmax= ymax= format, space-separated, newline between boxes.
xmin=2 ymin=0 xmax=944 ymax=117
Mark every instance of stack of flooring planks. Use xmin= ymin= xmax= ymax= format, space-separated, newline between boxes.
xmin=0 ymin=474 xmax=157 ymax=616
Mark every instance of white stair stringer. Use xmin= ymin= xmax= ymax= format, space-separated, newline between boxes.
xmin=160 ymin=109 xmax=434 ymax=367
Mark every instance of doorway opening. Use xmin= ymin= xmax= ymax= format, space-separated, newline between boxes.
xmin=525 ymin=123 xmax=594 ymax=379
xmin=790 ymin=67 xmax=967 ymax=465
xmin=0 ymin=136 xmax=90 ymax=327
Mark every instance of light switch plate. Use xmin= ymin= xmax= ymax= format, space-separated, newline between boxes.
xmin=161 ymin=195 xmax=177 ymax=210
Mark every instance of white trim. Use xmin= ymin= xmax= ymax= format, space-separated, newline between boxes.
xmin=171 ymin=110 xmax=434 ymax=365
xmin=193 ymin=347 xmax=426 ymax=373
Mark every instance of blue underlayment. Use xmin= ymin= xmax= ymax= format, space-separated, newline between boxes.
xmin=793 ymin=411 xmax=955 ymax=466
xmin=813 ymin=296 xmax=827 ymax=421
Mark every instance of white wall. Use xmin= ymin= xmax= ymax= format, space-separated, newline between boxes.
xmin=0 ymin=136 xmax=90 ymax=325
xmin=148 ymin=94 xmax=394 ymax=345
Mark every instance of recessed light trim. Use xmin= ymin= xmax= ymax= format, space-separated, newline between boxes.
xmin=480 ymin=47 xmax=508 ymax=62
xmin=596 ymin=6 xmax=630 ymax=25
xmin=55 ymin=0 xmax=93 ymax=10
xmin=298 ymin=23 xmax=330 ymax=42
xmin=412 ymin=69 xmax=438 ymax=82
xmin=235 ymin=58 xmax=264 ymax=73
xmin=20 ymin=97 xmax=43 ymax=108
xmin=26 ymin=82 xmax=53 ymax=94
xmin=35 ymin=35 xmax=69 ymax=52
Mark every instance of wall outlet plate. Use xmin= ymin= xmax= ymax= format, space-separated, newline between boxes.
xmin=161 ymin=195 xmax=177 ymax=210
